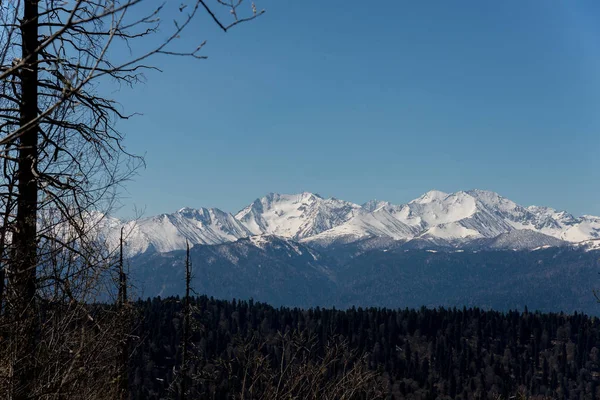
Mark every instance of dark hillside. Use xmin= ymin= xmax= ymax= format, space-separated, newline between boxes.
xmin=130 ymin=296 xmax=600 ymax=399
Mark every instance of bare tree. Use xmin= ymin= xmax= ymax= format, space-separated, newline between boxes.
xmin=116 ymin=226 xmax=129 ymax=400
xmin=167 ymin=241 xmax=206 ymax=400
xmin=0 ymin=0 xmax=263 ymax=398
xmin=180 ymin=240 xmax=192 ymax=400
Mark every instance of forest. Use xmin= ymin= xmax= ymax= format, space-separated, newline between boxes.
xmin=128 ymin=295 xmax=600 ymax=399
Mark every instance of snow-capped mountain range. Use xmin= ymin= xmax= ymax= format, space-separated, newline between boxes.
xmin=105 ymin=190 xmax=600 ymax=256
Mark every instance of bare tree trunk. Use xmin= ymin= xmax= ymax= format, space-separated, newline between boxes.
xmin=180 ymin=240 xmax=191 ymax=400
xmin=0 ymin=268 xmax=4 ymax=316
xmin=119 ymin=228 xmax=127 ymax=307
xmin=10 ymin=1 xmax=39 ymax=398
xmin=118 ymin=227 xmax=128 ymax=399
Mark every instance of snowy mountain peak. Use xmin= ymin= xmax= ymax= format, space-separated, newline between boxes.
xmin=361 ymin=199 xmax=392 ymax=212
xmin=107 ymin=206 xmax=250 ymax=255
xmin=234 ymin=192 xmax=361 ymax=239
xmin=306 ymin=189 xmax=600 ymax=247
xmin=410 ymin=190 xmax=449 ymax=204
xmin=176 ymin=207 xmax=219 ymax=221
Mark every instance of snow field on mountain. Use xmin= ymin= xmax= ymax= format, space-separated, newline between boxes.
xmin=100 ymin=189 xmax=600 ymax=256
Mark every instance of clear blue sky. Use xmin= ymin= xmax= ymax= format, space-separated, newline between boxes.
xmin=114 ymin=0 xmax=600 ymax=218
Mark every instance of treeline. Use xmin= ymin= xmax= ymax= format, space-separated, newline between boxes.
xmin=129 ymin=296 xmax=600 ymax=399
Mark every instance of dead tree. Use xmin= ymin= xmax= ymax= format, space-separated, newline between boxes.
xmin=8 ymin=1 xmax=40 ymax=396
xmin=0 ymin=1 xmax=263 ymax=398
xmin=117 ymin=227 xmax=128 ymax=399
xmin=180 ymin=240 xmax=192 ymax=400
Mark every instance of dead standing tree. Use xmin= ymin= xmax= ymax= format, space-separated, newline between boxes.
xmin=168 ymin=240 xmax=205 ymax=400
xmin=180 ymin=240 xmax=192 ymax=400
xmin=117 ymin=226 xmax=129 ymax=400
xmin=0 ymin=1 xmax=263 ymax=398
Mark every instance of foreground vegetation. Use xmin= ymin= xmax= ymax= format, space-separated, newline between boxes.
xmin=0 ymin=0 xmax=260 ymax=398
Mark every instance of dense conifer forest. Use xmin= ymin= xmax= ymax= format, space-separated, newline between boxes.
xmin=129 ymin=296 xmax=600 ymax=399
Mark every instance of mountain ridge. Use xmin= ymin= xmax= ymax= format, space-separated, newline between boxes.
xmin=106 ymin=190 xmax=600 ymax=256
